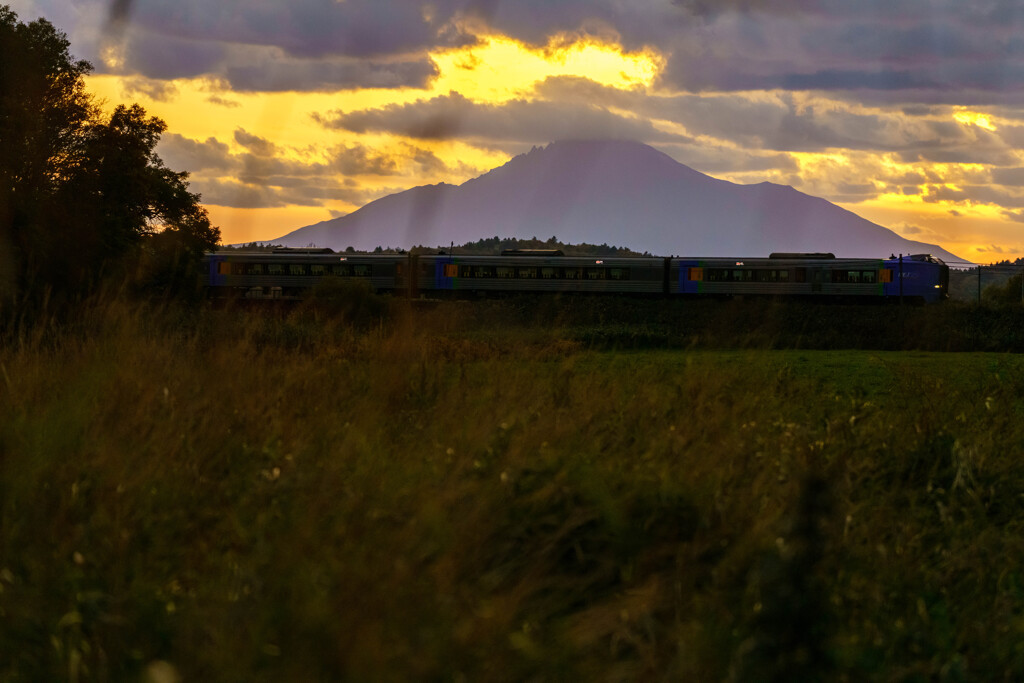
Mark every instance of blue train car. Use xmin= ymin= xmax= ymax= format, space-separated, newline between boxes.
xmin=676 ymin=253 xmax=947 ymax=303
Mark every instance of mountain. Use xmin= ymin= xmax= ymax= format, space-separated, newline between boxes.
xmin=259 ymin=140 xmax=962 ymax=262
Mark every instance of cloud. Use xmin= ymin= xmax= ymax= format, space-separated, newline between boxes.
xmin=895 ymin=222 xmax=924 ymax=235
xmin=198 ymin=178 xmax=289 ymax=209
xmin=924 ymin=183 xmax=1024 ymax=209
xmin=119 ymin=76 xmax=178 ymax=102
xmin=206 ymin=95 xmax=241 ymax=108
xmin=316 ymin=91 xmax=690 ymax=144
xmin=157 ymin=133 xmax=234 ymax=172
xmin=121 ymin=0 xmax=475 ymax=59
xmin=223 ymin=52 xmax=439 ymax=92
xmin=19 ymin=0 xmax=1024 ymax=105
xmin=234 ymin=129 xmax=279 ymax=157
xmin=992 ymin=167 xmax=1024 ymax=187
xmin=155 ymin=128 xmax=476 ymax=211
xmin=119 ymin=30 xmax=226 ymax=79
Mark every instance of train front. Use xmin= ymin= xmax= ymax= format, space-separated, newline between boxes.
xmin=883 ymin=254 xmax=949 ymax=303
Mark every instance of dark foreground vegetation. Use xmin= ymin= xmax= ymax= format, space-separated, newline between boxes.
xmin=4 ymin=294 xmax=1024 ymax=681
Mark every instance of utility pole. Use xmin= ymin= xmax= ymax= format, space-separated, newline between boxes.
xmin=899 ymin=254 xmax=903 ymax=305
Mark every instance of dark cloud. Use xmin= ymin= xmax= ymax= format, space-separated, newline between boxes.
xmin=206 ymin=95 xmax=241 ymax=108
xmin=27 ymin=0 xmax=1024 ymax=104
xmin=316 ymin=92 xmax=690 ymax=145
xmin=537 ymin=77 xmax=1011 ymax=157
xmin=234 ymin=129 xmax=279 ymax=157
xmin=198 ymin=179 xmax=289 ymax=209
xmin=157 ymin=133 xmax=233 ymax=172
xmin=121 ymin=31 xmax=225 ymax=79
xmin=896 ymin=223 xmax=924 ymax=235
xmin=224 ymin=55 xmax=438 ymax=92
xmin=120 ymin=76 xmax=178 ymax=102
xmin=992 ymin=168 xmax=1024 ymax=187
xmin=925 ymin=184 xmax=1024 ymax=209
xmin=331 ymin=145 xmax=401 ymax=176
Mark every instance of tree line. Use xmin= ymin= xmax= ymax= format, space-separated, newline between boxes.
xmin=0 ymin=5 xmax=220 ymax=316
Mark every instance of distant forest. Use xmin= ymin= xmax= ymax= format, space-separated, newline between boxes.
xmin=223 ymin=236 xmax=651 ymax=257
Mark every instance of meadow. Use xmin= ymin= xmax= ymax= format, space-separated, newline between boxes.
xmin=3 ymin=294 xmax=1024 ymax=681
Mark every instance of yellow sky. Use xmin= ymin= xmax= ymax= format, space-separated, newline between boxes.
xmin=86 ymin=33 xmax=1021 ymax=262
xmin=86 ymin=34 xmax=664 ymax=244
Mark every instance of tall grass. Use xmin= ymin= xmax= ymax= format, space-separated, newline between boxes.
xmin=3 ymin=296 xmax=1024 ymax=680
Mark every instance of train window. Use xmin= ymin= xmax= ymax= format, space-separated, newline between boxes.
xmin=474 ymin=266 xmax=494 ymax=278
xmin=289 ymin=264 xmax=306 ymax=276
xmin=795 ymin=268 xmax=806 ymax=283
xmin=443 ymin=263 xmax=458 ymax=277
xmin=354 ymin=265 xmax=371 ymax=277
xmin=540 ymin=267 xmax=559 ymax=279
xmin=217 ymin=262 xmax=231 ymax=275
xmin=880 ymin=269 xmax=893 ymax=283
xmin=333 ymin=264 xmax=351 ymax=276
xmin=311 ymin=265 xmax=327 ymax=276
xmin=609 ymin=268 xmax=629 ymax=280
xmin=688 ymin=267 xmax=703 ymax=281
xmin=862 ymin=270 xmax=876 ymax=283
xmin=268 ymin=264 xmax=285 ymax=275
xmin=518 ymin=267 xmax=537 ymax=278
xmin=729 ymin=269 xmax=754 ymax=282
xmin=586 ymin=268 xmax=606 ymax=280
xmin=564 ymin=268 xmax=582 ymax=280
xmin=248 ymin=263 xmax=264 ymax=275
xmin=496 ymin=266 xmax=515 ymax=278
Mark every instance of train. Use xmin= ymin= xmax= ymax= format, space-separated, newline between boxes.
xmin=203 ymin=248 xmax=950 ymax=304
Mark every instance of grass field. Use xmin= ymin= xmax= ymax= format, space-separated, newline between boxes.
xmin=3 ymin=296 xmax=1024 ymax=681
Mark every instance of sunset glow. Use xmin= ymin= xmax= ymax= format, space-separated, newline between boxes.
xmin=12 ymin=0 xmax=1024 ymax=262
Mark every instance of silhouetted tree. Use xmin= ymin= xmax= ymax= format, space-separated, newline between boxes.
xmin=0 ymin=5 xmax=219 ymax=311
xmin=0 ymin=6 xmax=95 ymax=304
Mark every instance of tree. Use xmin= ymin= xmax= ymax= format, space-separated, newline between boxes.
xmin=0 ymin=6 xmax=95 ymax=304
xmin=0 ymin=5 xmax=219 ymax=310
xmin=984 ymin=271 xmax=1024 ymax=305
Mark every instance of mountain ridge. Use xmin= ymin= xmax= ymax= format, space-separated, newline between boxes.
xmin=257 ymin=140 xmax=962 ymax=262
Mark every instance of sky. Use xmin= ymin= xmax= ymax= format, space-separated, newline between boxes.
xmin=7 ymin=0 xmax=1024 ymax=263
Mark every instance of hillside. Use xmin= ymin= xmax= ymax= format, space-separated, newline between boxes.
xmin=263 ymin=140 xmax=961 ymax=261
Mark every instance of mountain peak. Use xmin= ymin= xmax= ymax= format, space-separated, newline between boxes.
xmin=263 ymin=140 xmax=961 ymax=262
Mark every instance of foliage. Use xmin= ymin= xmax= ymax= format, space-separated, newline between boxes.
xmin=435 ymin=235 xmax=651 ymax=257
xmin=4 ymin=298 xmax=1024 ymax=680
xmin=0 ymin=5 xmax=219 ymax=312
xmin=983 ymin=271 xmax=1024 ymax=306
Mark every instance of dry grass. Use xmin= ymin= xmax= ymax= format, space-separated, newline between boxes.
xmin=3 ymin=297 xmax=1024 ymax=681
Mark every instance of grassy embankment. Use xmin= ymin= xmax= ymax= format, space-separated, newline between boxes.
xmin=3 ymin=293 xmax=1024 ymax=681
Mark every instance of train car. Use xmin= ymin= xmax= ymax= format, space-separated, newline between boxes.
xmin=203 ymin=249 xmax=948 ymax=303
xmin=676 ymin=252 xmax=948 ymax=303
xmin=204 ymin=248 xmax=405 ymax=299
xmin=882 ymin=254 xmax=949 ymax=303
xmin=415 ymin=253 xmax=672 ymax=295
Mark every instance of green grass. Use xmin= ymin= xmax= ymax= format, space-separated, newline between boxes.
xmin=3 ymin=298 xmax=1024 ymax=681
